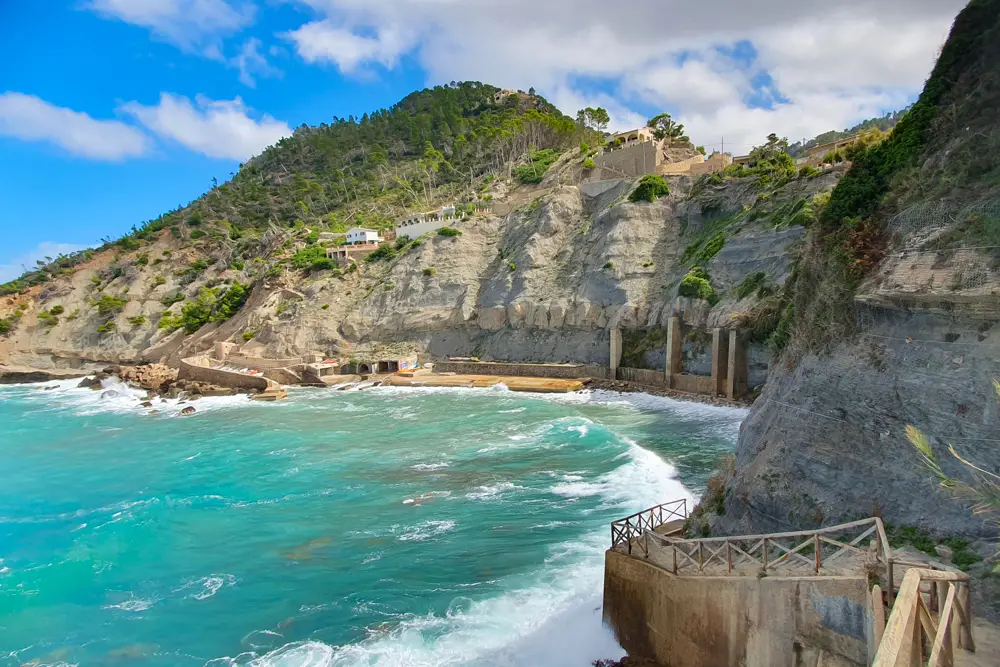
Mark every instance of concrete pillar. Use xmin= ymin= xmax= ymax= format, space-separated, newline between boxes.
xmin=711 ymin=328 xmax=730 ymax=396
xmin=727 ymin=329 xmax=747 ymax=400
xmin=665 ymin=316 xmax=683 ymax=387
xmin=609 ymin=327 xmax=622 ymax=381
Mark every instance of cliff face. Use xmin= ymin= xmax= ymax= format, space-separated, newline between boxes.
xmin=0 ymin=151 xmax=838 ymax=379
xmin=715 ymin=0 xmax=1000 ymax=538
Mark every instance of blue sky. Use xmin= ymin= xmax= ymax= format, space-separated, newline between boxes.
xmin=0 ymin=0 xmax=964 ymax=281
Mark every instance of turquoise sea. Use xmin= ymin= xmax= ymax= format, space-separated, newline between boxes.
xmin=0 ymin=378 xmax=746 ymax=666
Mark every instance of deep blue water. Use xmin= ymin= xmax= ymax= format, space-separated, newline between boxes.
xmin=0 ymin=379 xmax=745 ymax=666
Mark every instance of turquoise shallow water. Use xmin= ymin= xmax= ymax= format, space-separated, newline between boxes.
xmin=0 ymin=378 xmax=746 ymax=666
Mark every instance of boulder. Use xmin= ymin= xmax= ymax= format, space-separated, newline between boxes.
xmin=140 ymin=401 xmax=153 ymax=408
xmin=180 ymin=406 xmax=196 ymax=415
xmin=101 ymin=390 xmax=120 ymax=399
xmin=77 ymin=374 xmax=108 ymax=390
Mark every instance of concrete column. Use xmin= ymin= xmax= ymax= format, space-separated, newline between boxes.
xmin=609 ymin=327 xmax=622 ymax=381
xmin=665 ymin=316 xmax=683 ymax=387
xmin=727 ymin=329 xmax=747 ymax=400
xmin=711 ymin=328 xmax=729 ymax=396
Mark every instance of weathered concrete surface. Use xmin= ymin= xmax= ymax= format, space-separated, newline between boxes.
xmin=604 ymin=549 xmax=870 ymax=667
xmin=432 ymin=360 xmax=609 ymax=379
xmin=387 ymin=372 xmax=584 ymax=393
xmin=177 ymin=356 xmax=272 ymax=392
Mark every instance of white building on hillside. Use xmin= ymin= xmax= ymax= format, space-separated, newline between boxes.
xmin=346 ymin=228 xmax=382 ymax=245
xmin=394 ymin=204 xmax=463 ymax=240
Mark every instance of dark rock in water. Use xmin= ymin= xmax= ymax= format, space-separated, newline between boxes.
xmin=44 ymin=385 xmax=58 ymax=391
xmin=148 ymin=410 xmax=160 ymax=415
xmin=140 ymin=401 xmax=153 ymax=408
xmin=77 ymin=374 xmax=107 ymax=390
xmin=160 ymin=398 xmax=168 ymax=403
xmin=101 ymin=389 xmax=120 ymax=399
xmin=180 ymin=406 xmax=196 ymax=415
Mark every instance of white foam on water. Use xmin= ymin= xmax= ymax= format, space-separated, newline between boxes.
xmin=396 ymin=520 xmax=456 ymax=542
xmin=464 ymin=482 xmax=523 ymax=501
xmin=175 ymin=574 xmax=237 ymax=600
xmin=102 ymin=594 xmax=157 ymax=612
xmin=409 ymin=462 xmax=450 ymax=471
xmin=221 ymin=425 xmax=714 ymax=667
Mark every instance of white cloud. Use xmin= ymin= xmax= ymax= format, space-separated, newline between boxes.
xmin=87 ymin=0 xmax=253 ymax=55
xmin=0 ymin=243 xmax=87 ymax=284
xmin=230 ymin=38 xmax=283 ymax=87
xmin=286 ymin=0 xmax=966 ymax=152
xmin=0 ymin=92 xmax=150 ymax=161
xmin=121 ymin=93 xmax=292 ymax=160
xmin=283 ymin=20 xmax=413 ymax=73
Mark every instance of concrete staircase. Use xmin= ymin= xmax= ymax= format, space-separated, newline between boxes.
xmin=604 ymin=500 xmax=988 ymax=667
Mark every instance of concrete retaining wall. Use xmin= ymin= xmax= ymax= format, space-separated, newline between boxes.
xmin=178 ymin=356 xmax=271 ymax=392
xmin=434 ymin=361 xmax=609 ymax=380
xmin=604 ymin=550 xmax=871 ymax=667
xmin=594 ymin=142 xmax=658 ymax=179
xmin=579 ymin=179 xmax=628 ymax=198
xmin=618 ymin=367 xmax=665 ymax=386
xmin=226 ymin=354 xmax=303 ymax=370
xmin=671 ymin=374 xmax=716 ymax=394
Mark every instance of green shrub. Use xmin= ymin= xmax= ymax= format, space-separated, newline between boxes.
xmin=582 ymin=157 xmax=596 ymax=170
xmin=423 ymin=267 xmax=436 ymax=276
xmin=508 ymin=262 xmax=517 ymax=271
xmin=91 ymin=294 xmax=128 ymax=316
xmin=603 ymin=262 xmax=614 ymax=270
xmin=66 ymin=309 xmax=80 ymax=321
xmin=241 ymin=330 xmax=255 ymax=341
xmin=579 ymin=141 xmax=590 ymax=154
xmin=698 ymin=234 xmax=726 ymax=262
xmin=152 ymin=275 xmax=166 ymax=287
xmin=37 ymin=310 xmax=59 ymax=327
xmin=798 ymin=165 xmax=821 ymax=178
xmin=515 ymin=148 xmax=560 ymax=184
xmin=190 ymin=229 xmax=205 ymax=240
xmin=678 ymin=267 xmax=720 ymax=305
xmin=321 ymin=304 xmax=329 ymax=310
xmin=290 ymin=245 xmax=326 ymax=270
xmin=127 ymin=315 xmax=147 ymax=326
xmin=365 ymin=244 xmax=398 ymax=262
xmin=0 ymin=318 xmax=12 ymax=335
xmin=629 ymin=175 xmax=671 ymax=203
xmin=734 ymin=271 xmax=770 ymax=300
xmin=135 ymin=253 xmax=149 ymax=266
xmin=49 ymin=305 xmax=65 ymax=316
xmin=438 ymin=227 xmax=462 ymax=237
xmin=230 ymin=259 xmax=245 ymax=271
xmin=97 ymin=321 xmax=115 ymax=334
xmin=161 ymin=292 xmax=184 ymax=307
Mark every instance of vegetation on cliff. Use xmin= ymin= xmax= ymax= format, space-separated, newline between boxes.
xmin=1 ymin=83 xmax=580 ymax=300
xmin=780 ymin=0 xmax=1000 ymax=356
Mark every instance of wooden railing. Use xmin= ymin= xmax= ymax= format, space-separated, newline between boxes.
xmin=610 ymin=499 xmax=687 ymax=554
xmin=644 ymin=517 xmax=893 ymax=581
xmin=872 ymin=568 xmax=975 ymax=666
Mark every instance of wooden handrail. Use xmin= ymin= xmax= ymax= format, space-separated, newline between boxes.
xmin=644 ymin=517 xmax=893 ymax=582
xmin=872 ymin=568 xmax=974 ymax=667
xmin=610 ymin=499 xmax=688 ymax=554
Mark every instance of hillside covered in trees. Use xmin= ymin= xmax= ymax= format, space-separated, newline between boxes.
xmin=2 ymin=82 xmax=579 ymax=295
xmin=787 ymin=107 xmax=912 ymax=158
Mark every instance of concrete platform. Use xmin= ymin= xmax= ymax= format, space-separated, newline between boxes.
xmin=387 ymin=372 xmax=585 ymax=393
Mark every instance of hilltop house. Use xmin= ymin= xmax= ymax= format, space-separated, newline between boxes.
xmin=588 ymin=128 xmax=730 ymax=180
xmin=346 ymin=228 xmax=381 ymax=245
xmin=493 ymin=89 xmax=517 ymax=104
xmin=326 ymin=228 xmax=383 ymax=265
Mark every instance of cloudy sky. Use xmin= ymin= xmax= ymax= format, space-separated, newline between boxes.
xmin=0 ymin=0 xmax=966 ymax=281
